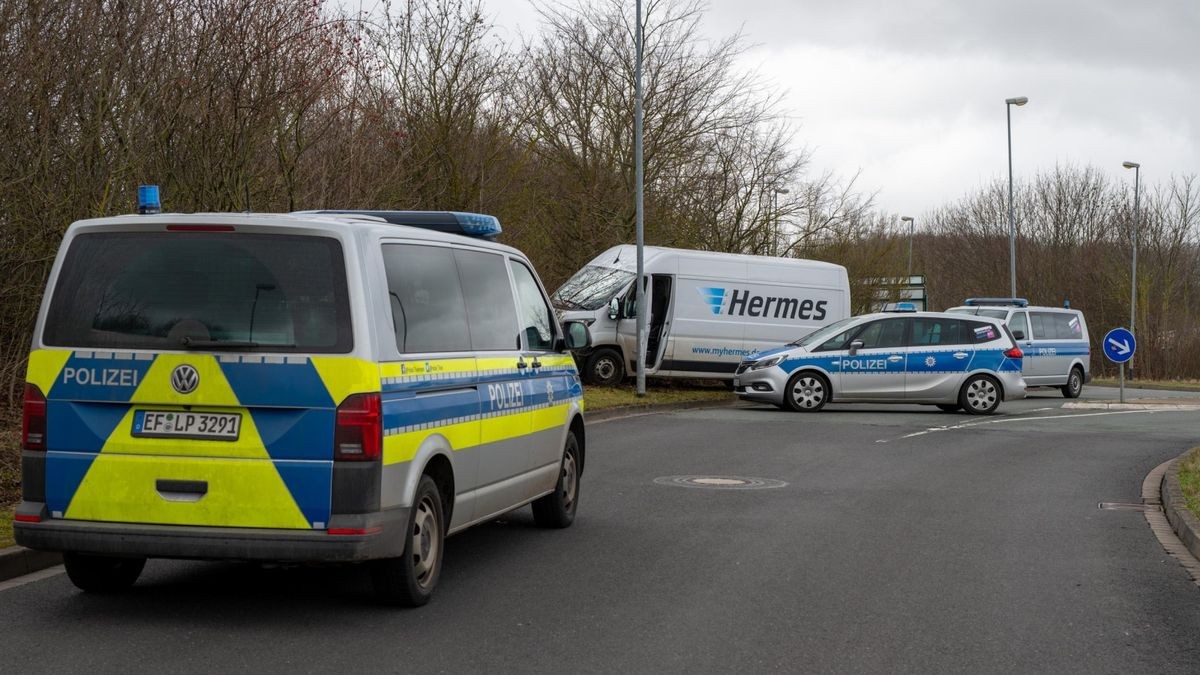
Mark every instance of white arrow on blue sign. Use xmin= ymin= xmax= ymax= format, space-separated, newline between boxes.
xmin=1102 ymin=327 xmax=1136 ymax=364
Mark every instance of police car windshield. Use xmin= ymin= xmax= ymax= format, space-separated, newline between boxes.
xmin=552 ymin=265 xmax=636 ymax=311
xmin=43 ymin=231 xmax=352 ymax=353
xmin=791 ymin=316 xmax=860 ymax=347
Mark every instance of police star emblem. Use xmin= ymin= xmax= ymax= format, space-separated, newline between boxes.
xmin=924 ymin=356 xmax=936 ymax=368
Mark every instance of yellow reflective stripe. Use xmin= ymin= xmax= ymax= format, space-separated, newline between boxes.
xmin=381 ymin=357 xmax=477 ymax=380
xmin=537 ymin=355 xmax=577 ymax=369
xmin=129 ymin=354 xmax=240 ymax=406
xmin=311 ymin=357 xmax=381 ymax=406
xmin=100 ymin=407 xmax=271 ymax=459
xmin=26 ymin=349 xmax=72 ymax=395
xmin=531 ymin=403 xmax=572 ymax=433
xmin=65 ymin=454 xmax=311 ymax=529
xmin=383 ymin=418 xmax=480 ymax=465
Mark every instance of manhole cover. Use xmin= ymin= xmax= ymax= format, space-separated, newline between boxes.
xmin=654 ymin=475 xmax=788 ymax=490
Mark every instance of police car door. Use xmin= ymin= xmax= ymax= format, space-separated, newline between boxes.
xmin=837 ymin=318 xmax=909 ymax=400
xmin=905 ymin=317 xmax=975 ymax=400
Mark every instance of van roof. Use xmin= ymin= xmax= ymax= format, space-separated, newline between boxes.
xmin=61 ymin=212 xmax=525 ymax=256
xmin=592 ymin=244 xmax=847 ymax=271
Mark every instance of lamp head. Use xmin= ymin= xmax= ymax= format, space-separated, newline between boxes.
xmin=1122 ymin=161 xmax=1140 ymax=169
xmin=1005 ymin=96 xmax=1029 ymax=106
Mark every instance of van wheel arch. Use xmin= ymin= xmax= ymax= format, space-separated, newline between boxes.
xmin=421 ymin=454 xmax=455 ymax=533
xmin=569 ymin=414 xmax=585 ymax=476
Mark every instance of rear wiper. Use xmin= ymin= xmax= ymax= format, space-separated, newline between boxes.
xmin=179 ymin=337 xmax=295 ymax=350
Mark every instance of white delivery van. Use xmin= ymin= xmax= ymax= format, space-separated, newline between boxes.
xmin=553 ymin=245 xmax=851 ymax=385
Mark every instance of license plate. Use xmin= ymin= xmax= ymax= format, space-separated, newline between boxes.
xmin=133 ymin=410 xmax=241 ymax=441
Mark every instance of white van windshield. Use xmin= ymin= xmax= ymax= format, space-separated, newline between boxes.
xmin=552 ymin=265 xmax=636 ymax=311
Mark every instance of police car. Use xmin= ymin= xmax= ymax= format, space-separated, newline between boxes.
xmin=14 ymin=192 xmax=590 ymax=606
xmin=733 ymin=306 xmax=1027 ymax=414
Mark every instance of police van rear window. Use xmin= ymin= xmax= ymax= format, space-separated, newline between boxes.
xmin=43 ymin=232 xmax=352 ymax=353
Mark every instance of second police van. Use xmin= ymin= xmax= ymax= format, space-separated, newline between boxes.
xmin=947 ymin=298 xmax=1091 ymax=398
xmin=15 ymin=202 xmax=590 ymax=606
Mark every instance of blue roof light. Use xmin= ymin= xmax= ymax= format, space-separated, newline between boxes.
xmin=964 ymin=297 xmax=1028 ymax=308
xmin=889 ymin=302 xmax=918 ymax=312
xmin=451 ymin=212 xmax=503 ymax=238
xmin=305 ymin=210 xmax=503 ymax=240
xmin=138 ymin=185 xmax=161 ymax=214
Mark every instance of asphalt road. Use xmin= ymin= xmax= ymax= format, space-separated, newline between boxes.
xmin=2 ymin=385 xmax=1199 ymax=673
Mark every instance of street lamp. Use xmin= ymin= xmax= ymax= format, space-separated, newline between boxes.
xmin=1005 ymin=96 xmax=1028 ymax=299
xmin=900 ymin=216 xmax=914 ymax=280
xmin=1123 ymin=160 xmax=1140 ymax=379
xmin=772 ymin=187 xmax=790 ymax=256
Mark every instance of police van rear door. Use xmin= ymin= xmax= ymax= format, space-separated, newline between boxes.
xmin=28 ymin=225 xmax=361 ymax=531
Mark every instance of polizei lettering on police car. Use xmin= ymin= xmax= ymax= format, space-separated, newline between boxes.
xmin=487 ymin=382 xmax=524 ymax=411
xmin=726 ymin=289 xmax=828 ymax=321
xmin=61 ymin=366 xmax=141 ymax=387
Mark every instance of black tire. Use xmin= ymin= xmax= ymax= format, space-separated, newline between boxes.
xmin=1061 ymin=367 xmax=1084 ymax=398
xmin=532 ymin=432 xmax=581 ymax=529
xmin=63 ymin=552 xmax=145 ymax=593
xmin=783 ymin=371 xmax=830 ymax=412
xmin=935 ymin=404 xmax=961 ymax=413
xmin=959 ymin=374 xmax=1002 ymax=415
xmin=371 ymin=475 xmax=445 ymax=607
xmin=583 ymin=348 xmax=624 ymax=386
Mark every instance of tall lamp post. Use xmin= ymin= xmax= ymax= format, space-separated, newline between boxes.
xmin=1005 ymin=96 xmax=1028 ymax=298
xmin=1123 ymin=161 xmax=1140 ymax=379
xmin=900 ymin=216 xmax=914 ymax=280
xmin=772 ymin=187 xmax=790 ymax=256
xmin=634 ymin=0 xmax=646 ymax=395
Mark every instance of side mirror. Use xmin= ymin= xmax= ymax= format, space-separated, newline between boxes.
xmin=608 ymin=297 xmax=620 ymax=320
xmin=1012 ymin=330 xmax=1025 ymax=341
xmin=562 ymin=321 xmax=591 ymax=351
xmin=848 ymin=340 xmax=864 ymax=356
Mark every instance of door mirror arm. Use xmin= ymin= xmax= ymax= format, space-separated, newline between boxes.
xmin=848 ymin=340 xmax=864 ymax=357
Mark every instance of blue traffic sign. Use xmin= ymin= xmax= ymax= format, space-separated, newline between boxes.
xmin=1103 ymin=327 xmax=1136 ymax=363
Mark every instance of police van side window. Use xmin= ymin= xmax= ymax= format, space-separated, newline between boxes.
xmin=1030 ymin=312 xmax=1052 ymax=340
xmin=1053 ymin=312 xmax=1082 ymax=339
xmin=509 ymin=260 xmax=555 ymax=351
xmin=383 ymin=244 xmax=470 ymax=353
xmin=454 ymin=249 xmax=520 ymax=350
xmin=1008 ymin=311 xmax=1029 ymax=340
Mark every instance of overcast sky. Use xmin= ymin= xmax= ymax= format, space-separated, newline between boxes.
xmin=472 ymin=0 xmax=1199 ymax=217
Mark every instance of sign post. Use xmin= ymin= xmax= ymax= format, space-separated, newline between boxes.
xmin=1102 ymin=327 xmax=1136 ymax=403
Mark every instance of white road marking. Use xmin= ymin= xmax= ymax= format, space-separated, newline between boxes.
xmin=0 ymin=565 xmax=64 ymax=592
xmin=888 ymin=408 xmax=1180 ymax=442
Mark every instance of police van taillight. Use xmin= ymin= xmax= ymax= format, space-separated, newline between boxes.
xmin=334 ymin=393 xmax=382 ymax=461
xmin=22 ymin=383 xmax=47 ymax=451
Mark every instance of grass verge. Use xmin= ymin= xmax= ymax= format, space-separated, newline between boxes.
xmin=584 ymin=382 xmax=733 ymax=411
xmin=1091 ymin=378 xmax=1200 ymax=392
xmin=2 ymin=425 xmax=18 ymax=548
xmin=0 ymin=508 xmax=12 ymax=549
xmin=1179 ymin=447 xmax=1200 ymax=522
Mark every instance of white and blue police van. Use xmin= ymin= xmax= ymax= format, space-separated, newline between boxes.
xmin=947 ymin=298 xmax=1090 ymax=398
xmin=733 ymin=305 xmax=1027 ymax=414
xmin=15 ymin=191 xmax=590 ymax=606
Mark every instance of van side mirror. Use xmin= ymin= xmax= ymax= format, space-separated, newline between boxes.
xmin=848 ymin=340 xmax=864 ymax=356
xmin=562 ymin=321 xmax=591 ymax=351
xmin=1012 ymin=330 xmax=1025 ymax=341
xmin=608 ymin=297 xmax=620 ymax=320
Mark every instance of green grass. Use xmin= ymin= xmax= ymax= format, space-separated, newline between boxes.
xmin=584 ymin=383 xmax=733 ymax=411
xmin=1179 ymin=447 xmax=1200 ymax=522
xmin=0 ymin=508 xmax=11 ymax=549
xmin=1091 ymin=378 xmax=1200 ymax=392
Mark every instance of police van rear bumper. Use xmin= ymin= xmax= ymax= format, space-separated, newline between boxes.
xmin=13 ymin=502 xmax=409 ymax=563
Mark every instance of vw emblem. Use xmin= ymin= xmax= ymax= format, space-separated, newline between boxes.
xmin=171 ymin=364 xmax=200 ymax=395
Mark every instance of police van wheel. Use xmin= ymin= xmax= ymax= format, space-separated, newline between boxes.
xmin=371 ymin=475 xmax=444 ymax=607
xmin=784 ymin=371 xmax=829 ymax=412
xmin=1061 ymin=367 xmax=1084 ymax=398
xmin=63 ymin=552 xmax=145 ymax=593
xmin=532 ymin=432 xmax=581 ymax=529
xmin=959 ymin=375 xmax=1001 ymax=415
xmin=585 ymin=349 xmax=624 ymax=386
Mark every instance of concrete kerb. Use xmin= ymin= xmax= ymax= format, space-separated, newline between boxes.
xmin=1064 ymin=401 xmax=1200 ymax=412
xmin=588 ymin=397 xmax=741 ymax=423
xmin=0 ymin=545 xmax=61 ymax=584
xmin=1160 ymin=458 xmax=1200 ymax=572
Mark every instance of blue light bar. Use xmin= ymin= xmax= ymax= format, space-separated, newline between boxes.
xmin=307 ymin=210 xmax=502 ymax=240
xmin=964 ymin=297 xmax=1028 ymax=308
xmin=889 ymin=302 xmax=918 ymax=312
xmin=450 ymin=212 xmax=503 ymax=238
xmin=138 ymin=185 xmax=161 ymax=214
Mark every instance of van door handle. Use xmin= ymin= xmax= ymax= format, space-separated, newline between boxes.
xmin=888 ymin=355 xmax=903 ymax=362
xmin=516 ymin=358 xmax=527 ymax=369
xmin=953 ymin=352 xmax=969 ymax=359
xmin=531 ymin=358 xmax=542 ymax=368
xmin=156 ymin=479 xmax=207 ymax=502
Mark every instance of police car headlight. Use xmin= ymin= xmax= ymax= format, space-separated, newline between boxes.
xmin=749 ymin=356 xmax=783 ymax=370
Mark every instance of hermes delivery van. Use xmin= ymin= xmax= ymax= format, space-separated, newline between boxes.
xmin=552 ymin=245 xmax=851 ymax=385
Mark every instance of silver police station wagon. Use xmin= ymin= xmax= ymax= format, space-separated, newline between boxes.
xmin=733 ymin=309 xmax=1027 ymax=415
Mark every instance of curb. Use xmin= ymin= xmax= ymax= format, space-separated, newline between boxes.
xmin=0 ymin=545 xmax=62 ymax=583
xmin=588 ymin=397 xmax=740 ymax=423
xmin=1161 ymin=458 xmax=1200 ymax=565
xmin=1063 ymin=401 xmax=1200 ymax=411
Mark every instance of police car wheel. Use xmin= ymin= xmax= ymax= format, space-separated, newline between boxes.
xmin=371 ymin=475 xmax=444 ymax=607
xmin=532 ymin=432 xmax=581 ymax=529
xmin=585 ymin=349 xmax=624 ymax=386
xmin=784 ymin=371 xmax=829 ymax=412
xmin=1061 ymin=368 xmax=1084 ymax=399
xmin=959 ymin=375 xmax=1001 ymax=415
xmin=63 ymin=552 xmax=145 ymax=593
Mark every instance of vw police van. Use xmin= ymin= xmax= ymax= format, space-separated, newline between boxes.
xmin=553 ymin=245 xmax=851 ymax=385
xmin=947 ymin=298 xmax=1090 ymax=398
xmin=15 ymin=204 xmax=589 ymax=606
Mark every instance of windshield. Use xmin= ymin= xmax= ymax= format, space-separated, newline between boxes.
xmin=791 ymin=316 xmax=862 ymax=348
xmin=43 ymin=231 xmax=352 ymax=353
xmin=552 ymin=265 xmax=636 ymax=311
